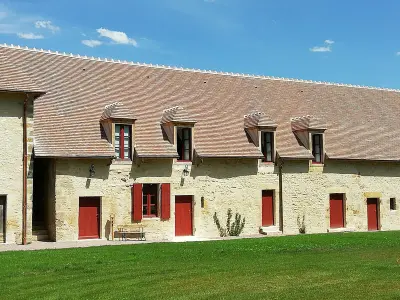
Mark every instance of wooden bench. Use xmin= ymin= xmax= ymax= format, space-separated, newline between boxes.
xmin=115 ymin=225 xmax=146 ymax=241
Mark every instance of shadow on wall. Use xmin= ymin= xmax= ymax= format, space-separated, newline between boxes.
xmin=0 ymin=93 xmax=26 ymax=118
xmin=105 ymin=220 xmax=111 ymax=241
xmin=280 ymin=160 xmax=309 ymax=174
xmin=55 ymin=159 xmax=111 ymax=180
xmin=130 ymin=158 xmax=173 ymax=179
xmin=191 ymin=158 xmax=261 ymax=179
xmin=323 ymin=159 xmax=400 ymax=177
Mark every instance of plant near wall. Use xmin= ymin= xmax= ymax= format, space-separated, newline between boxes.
xmin=213 ymin=208 xmax=246 ymax=237
xmin=297 ymin=214 xmax=306 ymax=234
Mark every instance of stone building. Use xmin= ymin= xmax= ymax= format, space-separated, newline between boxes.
xmin=0 ymin=44 xmax=399 ymax=244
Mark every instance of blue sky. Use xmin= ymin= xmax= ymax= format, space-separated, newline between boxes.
xmin=1 ymin=0 xmax=399 ymax=88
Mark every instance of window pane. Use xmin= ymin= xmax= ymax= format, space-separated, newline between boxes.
xmin=183 ymin=129 xmax=189 ymax=139
xmin=143 ymin=205 xmax=148 ymax=216
xmin=124 ymin=148 xmax=129 ymax=159
xmin=124 ymin=126 xmax=130 ymax=137
xmin=115 ymin=125 xmax=120 ymax=137
xmin=150 ymin=205 xmax=157 ymax=215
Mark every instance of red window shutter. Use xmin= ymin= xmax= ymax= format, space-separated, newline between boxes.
xmin=161 ymin=183 xmax=171 ymax=220
xmin=132 ymin=183 xmax=143 ymax=222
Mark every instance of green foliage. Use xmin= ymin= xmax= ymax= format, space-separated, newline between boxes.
xmin=297 ymin=214 xmax=306 ymax=234
xmin=213 ymin=208 xmax=246 ymax=237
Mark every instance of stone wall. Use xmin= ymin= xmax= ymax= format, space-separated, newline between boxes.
xmin=282 ymin=160 xmax=400 ymax=235
xmin=52 ymin=157 xmax=400 ymax=242
xmin=54 ymin=158 xmax=279 ymax=241
xmin=0 ymin=92 xmax=33 ymax=244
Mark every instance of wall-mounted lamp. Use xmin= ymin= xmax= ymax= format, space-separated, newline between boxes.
xmin=183 ymin=164 xmax=190 ymax=176
xmin=89 ymin=164 xmax=95 ymax=178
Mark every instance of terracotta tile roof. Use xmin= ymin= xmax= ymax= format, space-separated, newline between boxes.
xmin=161 ymin=106 xmax=196 ymax=124
xmin=2 ymin=44 xmax=400 ymax=160
xmin=291 ymin=115 xmax=327 ymax=131
xmin=100 ymin=102 xmax=136 ymax=121
xmin=244 ymin=112 xmax=277 ymax=129
xmin=0 ymin=52 xmax=44 ymax=94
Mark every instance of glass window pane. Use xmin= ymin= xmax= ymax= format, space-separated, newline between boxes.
xmin=151 ymin=205 xmax=157 ymax=215
xmin=115 ymin=125 xmax=120 ymax=137
xmin=124 ymin=126 xmax=130 ymax=137
xmin=183 ymin=129 xmax=189 ymax=139
xmin=143 ymin=205 xmax=148 ymax=216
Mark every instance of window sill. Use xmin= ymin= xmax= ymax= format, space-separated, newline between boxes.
xmin=113 ymin=159 xmax=132 ymax=165
xmin=142 ymin=217 xmax=160 ymax=221
xmin=260 ymin=161 xmax=275 ymax=165
xmin=175 ymin=160 xmax=192 ymax=165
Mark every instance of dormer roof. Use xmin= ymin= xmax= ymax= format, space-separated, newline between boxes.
xmin=244 ymin=111 xmax=277 ymax=129
xmin=291 ymin=115 xmax=327 ymax=132
xmin=100 ymin=102 xmax=136 ymax=121
xmin=161 ymin=106 xmax=196 ymax=125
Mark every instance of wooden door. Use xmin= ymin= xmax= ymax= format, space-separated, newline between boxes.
xmin=175 ymin=196 xmax=193 ymax=236
xmin=262 ymin=190 xmax=274 ymax=226
xmin=367 ymin=198 xmax=379 ymax=231
xmin=330 ymin=194 xmax=344 ymax=228
xmin=79 ymin=197 xmax=100 ymax=239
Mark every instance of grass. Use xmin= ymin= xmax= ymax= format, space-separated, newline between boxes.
xmin=0 ymin=232 xmax=400 ymax=300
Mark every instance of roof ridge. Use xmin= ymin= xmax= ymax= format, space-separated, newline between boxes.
xmin=1 ymin=43 xmax=399 ymax=93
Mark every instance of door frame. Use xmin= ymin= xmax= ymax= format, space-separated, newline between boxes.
xmin=366 ymin=198 xmax=380 ymax=231
xmin=329 ymin=193 xmax=346 ymax=229
xmin=174 ymin=195 xmax=194 ymax=236
xmin=78 ymin=196 xmax=102 ymax=240
xmin=262 ymin=190 xmax=275 ymax=227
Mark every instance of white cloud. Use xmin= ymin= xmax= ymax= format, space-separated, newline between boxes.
xmin=17 ymin=32 xmax=44 ymax=39
xmin=310 ymin=40 xmax=335 ymax=52
xmin=35 ymin=20 xmax=60 ymax=33
xmin=96 ymin=28 xmax=137 ymax=46
xmin=310 ymin=46 xmax=331 ymax=52
xmin=82 ymin=39 xmax=103 ymax=48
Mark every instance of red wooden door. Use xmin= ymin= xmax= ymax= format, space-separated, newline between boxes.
xmin=79 ymin=197 xmax=100 ymax=239
xmin=367 ymin=198 xmax=379 ymax=231
xmin=262 ymin=191 xmax=274 ymax=226
xmin=175 ymin=196 xmax=193 ymax=236
xmin=330 ymin=194 xmax=344 ymax=228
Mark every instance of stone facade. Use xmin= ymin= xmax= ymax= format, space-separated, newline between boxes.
xmin=49 ymin=156 xmax=400 ymax=242
xmin=0 ymin=92 xmax=33 ymax=244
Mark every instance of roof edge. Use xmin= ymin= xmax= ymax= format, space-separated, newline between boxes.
xmin=2 ymin=43 xmax=399 ymax=93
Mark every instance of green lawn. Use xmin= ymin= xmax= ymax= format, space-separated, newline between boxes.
xmin=1 ymin=232 xmax=400 ymax=300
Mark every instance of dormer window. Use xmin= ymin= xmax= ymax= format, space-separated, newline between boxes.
xmin=115 ymin=124 xmax=132 ymax=160
xmin=291 ymin=115 xmax=327 ymax=164
xmin=244 ymin=111 xmax=278 ymax=163
xmin=261 ymin=131 xmax=274 ymax=162
xmin=177 ymin=127 xmax=192 ymax=161
xmin=100 ymin=102 xmax=136 ymax=160
xmin=161 ymin=106 xmax=196 ymax=162
xmin=312 ymin=133 xmax=323 ymax=164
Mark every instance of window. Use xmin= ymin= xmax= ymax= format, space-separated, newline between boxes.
xmin=115 ymin=124 xmax=131 ymax=160
xmin=261 ymin=132 xmax=274 ymax=162
xmin=142 ymin=184 xmax=159 ymax=217
xmin=177 ymin=127 xmax=192 ymax=161
xmin=312 ymin=134 xmax=323 ymax=163
xmin=390 ymin=198 xmax=397 ymax=211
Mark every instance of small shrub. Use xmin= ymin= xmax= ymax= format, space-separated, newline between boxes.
xmin=213 ymin=208 xmax=246 ymax=237
xmin=297 ymin=214 xmax=306 ymax=234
